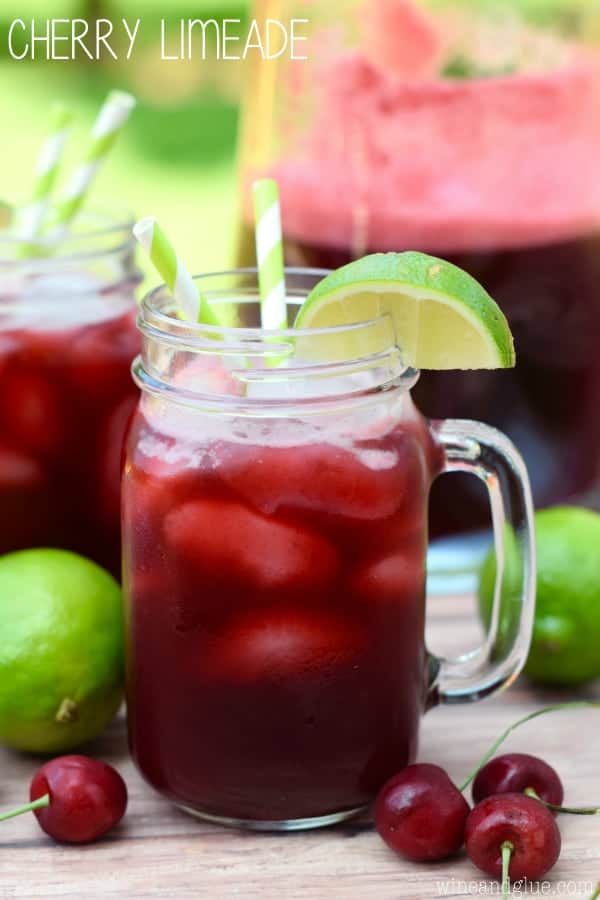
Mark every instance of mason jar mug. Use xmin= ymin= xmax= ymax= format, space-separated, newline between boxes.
xmin=123 ymin=268 xmax=536 ymax=830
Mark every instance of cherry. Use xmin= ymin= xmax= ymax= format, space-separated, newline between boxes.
xmin=372 ymin=703 xmax=599 ymax=884
xmin=472 ymin=753 xmax=564 ymax=809
xmin=465 ymin=793 xmax=561 ymax=884
xmin=0 ymin=755 xmax=127 ymax=843
xmin=374 ymin=763 xmax=470 ymax=861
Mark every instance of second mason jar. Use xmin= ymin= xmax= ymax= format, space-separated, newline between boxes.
xmin=0 ymin=211 xmax=141 ymax=576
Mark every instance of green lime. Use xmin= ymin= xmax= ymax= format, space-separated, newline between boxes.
xmin=0 ymin=548 xmax=124 ymax=753
xmin=479 ymin=507 xmax=600 ymax=686
xmin=294 ymin=252 xmax=515 ymax=369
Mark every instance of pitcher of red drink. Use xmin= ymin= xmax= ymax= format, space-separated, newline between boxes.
xmin=0 ymin=212 xmax=141 ymax=576
xmin=237 ymin=0 xmax=600 ymax=552
xmin=122 ymin=268 xmax=535 ymax=829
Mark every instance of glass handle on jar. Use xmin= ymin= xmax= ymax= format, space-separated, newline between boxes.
xmin=427 ymin=419 xmax=536 ymax=706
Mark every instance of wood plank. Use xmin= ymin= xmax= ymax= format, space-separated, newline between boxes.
xmin=1 ymin=594 xmax=599 ymax=899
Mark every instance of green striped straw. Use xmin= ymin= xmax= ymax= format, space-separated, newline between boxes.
xmin=253 ymin=179 xmax=287 ymax=332
xmin=49 ymin=90 xmax=136 ymax=237
xmin=133 ymin=217 xmax=220 ymax=325
xmin=17 ymin=104 xmax=73 ymax=242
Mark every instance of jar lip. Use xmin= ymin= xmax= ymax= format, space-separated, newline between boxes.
xmin=140 ymin=266 xmax=352 ymax=342
xmin=0 ymin=208 xmax=137 ymax=267
xmin=138 ymin=267 xmax=419 ymax=409
xmin=142 ymin=266 xmax=396 ymax=341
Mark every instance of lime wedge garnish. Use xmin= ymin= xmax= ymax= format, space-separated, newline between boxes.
xmin=294 ymin=252 xmax=515 ymax=370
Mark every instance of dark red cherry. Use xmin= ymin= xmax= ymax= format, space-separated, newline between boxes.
xmin=472 ymin=753 xmax=564 ymax=809
xmin=29 ymin=755 xmax=127 ymax=843
xmin=465 ymin=793 xmax=561 ymax=881
xmin=374 ymin=763 xmax=470 ymax=861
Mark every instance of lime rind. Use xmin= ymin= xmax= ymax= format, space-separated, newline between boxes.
xmin=0 ymin=548 xmax=123 ymax=753
xmin=296 ymin=252 xmax=515 ymax=370
xmin=479 ymin=506 xmax=600 ymax=686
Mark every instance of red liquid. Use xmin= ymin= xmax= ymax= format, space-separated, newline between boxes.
xmin=0 ymin=304 xmax=140 ymax=576
xmin=124 ymin=407 xmax=440 ymax=821
xmin=284 ymin=233 xmax=600 ymax=535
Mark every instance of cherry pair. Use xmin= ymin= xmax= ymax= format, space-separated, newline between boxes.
xmin=375 ymin=754 xmax=562 ymax=881
xmin=375 ymin=702 xmax=600 ymax=894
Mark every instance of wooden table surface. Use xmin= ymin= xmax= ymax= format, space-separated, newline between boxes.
xmin=1 ymin=594 xmax=599 ymax=899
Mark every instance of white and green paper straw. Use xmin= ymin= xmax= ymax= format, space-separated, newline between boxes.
xmin=50 ymin=90 xmax=136 ymax=235
xmin=18 ymin=104 xmax=73 ymax=241
xmin=253 ymin=179 xmax=287 ymax=331
xmin=133 ymin=217 xmax=220 ymax=325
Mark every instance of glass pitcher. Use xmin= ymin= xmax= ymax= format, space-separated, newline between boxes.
xmin=122 ymin=268 xmax=535 ymax=830
xmin=236 ymin=0 xmax=600 ymax=572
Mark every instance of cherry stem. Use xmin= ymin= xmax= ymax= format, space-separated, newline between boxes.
xmin=459 ymin=702 xmax=600 ymax=793
xmin=0 ymin=794 xmax=50 ymax=822
xmin=524 ymin=787 xmax=600 ymax=816
xmin=501 ymin=841 xmax=512 ymax=900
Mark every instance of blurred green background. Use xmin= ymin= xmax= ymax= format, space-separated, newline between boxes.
xmin=0 ymin=0 xmax=251 ymax=280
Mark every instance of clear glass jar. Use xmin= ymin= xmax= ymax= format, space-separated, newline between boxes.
xmin=123 ymin=268 xmax=535 ymax=830
xmin=237 ymin=0 xmax=600 ymax=555
xmin=0 ymin=211 xmax=141 ymax=576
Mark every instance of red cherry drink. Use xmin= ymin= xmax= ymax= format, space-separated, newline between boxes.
xmin=123 ymin=387 xmax=441 ymax=823
xmin=0 ymin=277 xmax=139 ymax=575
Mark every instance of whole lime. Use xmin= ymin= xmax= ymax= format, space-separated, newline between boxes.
xmin=0 ymin=548 xmax=124 ymax=753
xmin=479 ymin=506 xmax=600 ymax=686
